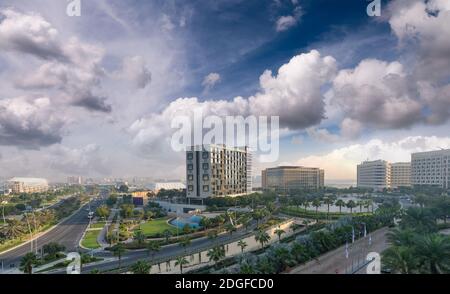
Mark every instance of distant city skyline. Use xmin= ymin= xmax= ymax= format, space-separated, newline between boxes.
xmin=0 ymin=0 xmax=450 ymax=182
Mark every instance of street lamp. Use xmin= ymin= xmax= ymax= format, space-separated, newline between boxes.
xmin=1 ymin=200 xmax=8 ymax=225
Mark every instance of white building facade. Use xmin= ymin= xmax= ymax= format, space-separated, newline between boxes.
xmin=186 ymin=145 xmax=251 ymax=203
xmin=411 ymin=149 xmax=450 ymax=189
xmin=357 ymin=160 xmax=391 ymax=190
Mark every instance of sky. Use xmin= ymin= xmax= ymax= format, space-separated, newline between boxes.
xmin=0 ymin=0 xmax=450 ymax=183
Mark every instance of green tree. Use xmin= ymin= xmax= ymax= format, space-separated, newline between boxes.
xmin=111 ymin=243 xmax=126 ymax=269
xmin=323 ymin=197 xmax=334 ymax=219
xmin=415 ymin=234 xmax=450 ymax=274
xmin=133 ymin=230 xmax=145 ymax=245
xmin=175 ymin=256 xmax=189 ymax=274
xmin=382 ymin=246 xmax=418 ymax=274
xmin=346 ymin=200 xmax=357 ymax=214
xmin=42 ymin=242 xmax=66 ymax=260
xmin=20 ymin=252 xmax=37 ymax=274
xmin=163 ymin=229 xmax=172 ymax=243
xmin=146 ymin=241 xmax=161 ymax=260
xmin=255 ymin=230 xmax=271 ymax=249
xmin=130 ymin=260 xmax=151 ymax=274
xmin=274 ymin=228 xmax=285 ymax=242
xmin=207 ymin=246 xmax=226 ymax=268
xmin=4 ymin=219 xmax=24 ymax=239
xmin=335 ymin=199 xmax=346 ymax=214
xmin=237 ymin=240 xmax=247 ymax=253
xmin=225 ymin=223 xmax=236 ymax=236
xmin=179 ymin=237 xmax=191 ymax=253
xmin=95 ymin=205 xmax=110 ymax=220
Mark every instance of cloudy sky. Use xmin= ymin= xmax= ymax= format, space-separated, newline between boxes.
xmin=0 ymin=0 xmax=449 ymax=183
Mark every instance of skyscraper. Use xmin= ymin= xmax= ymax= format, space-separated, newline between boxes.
xmin=357 ymin=160 xmax=391 ymax=190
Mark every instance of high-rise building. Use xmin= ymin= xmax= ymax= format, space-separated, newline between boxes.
xmin=391 ymin=162 xmax=411 ymax=188
xmin=357 ymin=160 xmax=391 ymax=190
xmin=67 ymin=176 xmax=83 ymax=185
xmin=411 ymin=149 xmax=450 ymax=189
xmin=7 ymin=177 xmax=49 ymax=194
xmin=261 ymin=166 xmax=324 ymax=192
xmin=186 ymin=145 xmax=251 ymax=203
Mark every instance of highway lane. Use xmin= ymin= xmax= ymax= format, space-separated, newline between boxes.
xmin=0 ymin=197 xmax=103 ymax=270
xmin=50 ymin=219 xmax=261 ymax=274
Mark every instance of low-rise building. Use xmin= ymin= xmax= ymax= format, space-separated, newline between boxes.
xmin=262 ymin=166 xmax=324 ymax=192
xmin=7 ymin=177 xmax=49 ymax=194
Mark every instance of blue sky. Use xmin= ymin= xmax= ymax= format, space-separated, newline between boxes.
xmin=0 ymin=0 xmax=449 ymax=182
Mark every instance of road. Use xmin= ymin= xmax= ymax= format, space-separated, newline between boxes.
xmin=0 ymin=197 xmax=103 ymax=271
xmin=287 ymin=227 xmax=390 ymax=274
xmin=51 ymin=218 xmax=263 ymax=274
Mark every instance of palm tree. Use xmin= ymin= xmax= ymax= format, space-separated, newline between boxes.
xmin=382 ymin=246 xmax=418 ymax=274
xmin=346 ymin=200 xmax=357 ymax=214
xmin=237 ymin=240 xmax=247 ymax=253
xmin=240 ymin=262 xmax=255 ymax=274
xmin=357 ymin=200 xmax=365 ymax=213
xmin=401 ymin=207 xmax=436 ymax=233
xmin=335 ymin=199 xmax=345 ymax=214
xmin=225 ymin=223 xmax=236 ymax=236
xmin=179 ymin=237 xmax=191 ymax=253
xmin=20 ymin=252 xmax=37 ymax=274
xmin=387 ymin=228 xmax=417 ymax=247
xmin=146 ymin=241 xmax=161 ymax=260
xmin=175 ymin=256 xmax=189 ymax=274
xmin=312 ymin=199 xmax=321 ymax=220
xmin=4 ymin=219 xmax=24 ymax=239
xmin=255 ymin=230 xmax=270 ymax=249
xmin=133 ymin=230 xmax=145 ymax=245
xmin=274 ymin=228 xmax=285 ymax=242
xmin=162 ymin=229 xmax=172 ymax=243
xmin=303 ymin=200 xmax=310 ymax=212
xmin=323 ymin=197 xmax=334 ymax=219
xmin=207 ymin=246 xmax=226 ymax=269
xmin=415 ymin=234 xmax=450 ymax=274
xmin=414 ymin=193 xmax=428 ymax=210
xmin=111 ymin=243 xmax=126 ymax=269
xmin=130 ymin=260 xmax=151 ymax=274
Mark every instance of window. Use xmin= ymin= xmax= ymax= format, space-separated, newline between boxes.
xmin=203 ymin=174 xmax=209 ymax=181
xmin=203 ymin=185 xmax=209 ymax=192
xmin=202 ymin=152 xmax=209 ymax=159
xmin=188 ymin=174 xmax=194 ymax=181
xmin=203 ymin=163 xmax=209 ymax=170
xmin=188 ymin=185 xmax=194 ymax=191
xmin=187 ymin=153 xmax=193 ymax=160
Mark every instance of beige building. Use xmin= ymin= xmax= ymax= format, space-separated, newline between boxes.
xmin=186 ymin=145 xmax=251 ymax=203
xmin=8 ymin=177 xmax=49 ymax=194
xmin=391 ymin=162 xmax=411 ymax=188
xmin=412 ymin=149 xmax=450 ymax=189
xmin=261 ymin=166 xmax=324 ymax=192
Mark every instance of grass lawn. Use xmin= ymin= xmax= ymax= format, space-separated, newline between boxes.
xmin=137 ymin=218 xmax=178 ymax=237
xmin=89 ymin=221 xmax=106 ymax=229
xmin=81 ymin=230 xmax=101 ymax=249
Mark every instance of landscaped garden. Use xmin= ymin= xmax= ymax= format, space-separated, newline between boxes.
xmin=281 ymin=206 xmax=371 ymax=220
xmin=136 ymin=217 xmax=179 ymax=238
xmin=81 ymin=229 xmax=101 ymax=249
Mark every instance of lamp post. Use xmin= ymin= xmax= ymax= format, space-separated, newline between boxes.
xmin=1 ymin=200 xmax=8 ymax=225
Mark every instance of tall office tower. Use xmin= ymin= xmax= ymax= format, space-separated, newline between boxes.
xmin=357 ymin=160 xmax=391 ymax=190
xmin=186 ymin=145 xmax=251 ymax=204
xmin=390 ymin=162 xmax=411 ymax=188
xmin=261 ymin=166 xmax=324 ymax=192
xmin=411 ymin=149 xmax=450 ymax=189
